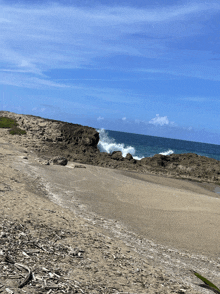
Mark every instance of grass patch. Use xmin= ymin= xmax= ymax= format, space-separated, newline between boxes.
xmin=0 ymin=117 xmax=18 ymax=128
xmin=0 ymin=116 xmax=26 ymax=135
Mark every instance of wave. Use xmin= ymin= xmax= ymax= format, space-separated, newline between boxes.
xmin=97 ymin=129 xmax=143 ymax=160
xmin=159 ymin=149 xmax=174 ymax=156
xmin=97 ymin=129 xmax=175 ymax=159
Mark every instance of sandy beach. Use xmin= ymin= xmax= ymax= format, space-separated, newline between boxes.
xmin=1 ymin=129 xmax=220 ymax=293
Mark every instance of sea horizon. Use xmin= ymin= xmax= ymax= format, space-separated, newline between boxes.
xmin=97 ymin=128 xmax=220 ymax=161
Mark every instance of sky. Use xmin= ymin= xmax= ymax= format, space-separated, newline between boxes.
xmin=1 ymin=0 xmax=220 ymax=145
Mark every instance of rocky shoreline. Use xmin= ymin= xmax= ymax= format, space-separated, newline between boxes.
xmin=1 ymin=111 xmax=220 ymax=185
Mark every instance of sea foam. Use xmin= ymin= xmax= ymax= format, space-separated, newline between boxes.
xmin=159 ymin=149 xmax=174 ymax=156
xmin=97 ymin=129 xmax=143 ymax=160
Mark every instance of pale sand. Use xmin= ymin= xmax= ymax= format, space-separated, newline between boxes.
xmin=1 ymin=130 xmax=220 ymax=293
xmin=14 ymin=155 xmax=220 ymax=258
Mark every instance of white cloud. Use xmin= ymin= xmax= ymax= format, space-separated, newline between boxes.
xmin=149 ymin=114 xmax=169 ymax=126
xmin=97 ymin=116 xmax=104 ymax=121
xmin=122 ymin=117 xmax=126 ymax=121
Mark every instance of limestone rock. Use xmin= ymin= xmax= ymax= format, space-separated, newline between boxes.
xmin=35 ymin=158 xmax=50 ymax=165
xmin=49 ymin=156 xmax=68 ymax=166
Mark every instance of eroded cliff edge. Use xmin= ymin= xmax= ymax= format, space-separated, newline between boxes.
xmin=1 ymin=111 xmax=220 ymax=185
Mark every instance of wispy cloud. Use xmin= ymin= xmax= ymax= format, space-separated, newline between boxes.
xmin=1 ymin=1 xmax=220 ymax=88
xmin=136 ymin=63 xmax=220 ymax=82
xmin=0 ymin=72 xmax=70 ymax=89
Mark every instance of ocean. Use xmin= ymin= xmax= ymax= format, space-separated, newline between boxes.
xmin=97 ymin=129 xmax=220 ymax=161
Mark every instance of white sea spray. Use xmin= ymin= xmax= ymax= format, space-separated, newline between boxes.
xmin=97 ymin=128 xmax=144 ymax=160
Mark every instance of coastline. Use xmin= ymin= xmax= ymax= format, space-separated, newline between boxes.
xmin=1 ymin=111 xmax=220 ymax=186
xmin=1 ymin=130 xmax=220 ymax=293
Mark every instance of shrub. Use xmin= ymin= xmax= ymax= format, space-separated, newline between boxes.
xmin=0 ymin=117 xmax=18 ymax=128
xmin=0 ymin=116 xmax=26 ymax=135
xmin=9 ymin=127 xmax=26 ymax=135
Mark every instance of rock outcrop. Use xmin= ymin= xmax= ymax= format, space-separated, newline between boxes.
xmin=141 ymin=153 xmax=220 ymax=182
xmin=111 ymin=151 xmax=124 ymax=161
xmin=49 ymin=156 xmax=68 ymax=166
xmin=0 ymin=111 xmax=99 ymax=158
xmin=1 ymin=111 xmax=220 ymax=185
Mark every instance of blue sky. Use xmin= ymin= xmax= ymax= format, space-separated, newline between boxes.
xmin=1 ymin=0 xmax=220 ymax=144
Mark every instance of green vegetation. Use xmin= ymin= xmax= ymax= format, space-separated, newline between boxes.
xmin=193 ymin=271 xmax=220 ymax=293
xmin=0 ymin=116 xmax=26 ymax=135
xmin=0 ymin=117 xmax=18 ymax=128
xmin=9 ymin=127 xmax=26 ymax=135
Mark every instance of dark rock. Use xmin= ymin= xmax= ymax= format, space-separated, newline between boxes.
xmin=49 ymin=156 xmax=68 ymax=166
xmin=74 ymin=164 xmax=86 ymax=168
xmin=125 ymin=153 xmax=133 ymax=160
xmin=140 ymin=153 xmax=220 ymax=183
xmin=111 ymin=151 xmax=124 ymax=161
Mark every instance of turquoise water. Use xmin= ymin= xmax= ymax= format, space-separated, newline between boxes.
xmin=97 ymin=129 xmax=220 ymax=161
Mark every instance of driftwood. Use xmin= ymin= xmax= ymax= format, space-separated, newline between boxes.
xmin=0 ymin=218 xmax=86 ymax=293
xmin=16 ymin=263 xmax=32 ymax=288
xmin=4 ymin=252 xmax=32 ymax=288
xmin=0 ymin=211 xmax=201 ymax=293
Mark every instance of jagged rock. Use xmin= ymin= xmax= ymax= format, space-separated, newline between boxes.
xmin=49 ymin=156 xmax=68 ymax=166
xmin=140 ymin=153 xmax=220 ymax=183
xmin=125 ymin=153 xmax=133 ymax=160
xmin=111 ymin=151 xmax=124 ymax=161
xmin=0 ymin=111 xmax=99 ymax=158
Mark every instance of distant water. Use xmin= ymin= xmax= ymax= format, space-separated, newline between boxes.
xmin=97 ymin=129 xmax=220 ymax=161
